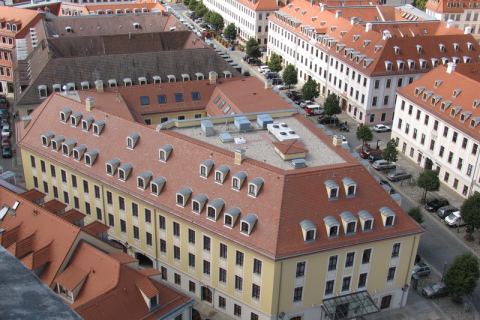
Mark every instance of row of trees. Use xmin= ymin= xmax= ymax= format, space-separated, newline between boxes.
xmin=185 ymin=0 xmax=224 ymax=31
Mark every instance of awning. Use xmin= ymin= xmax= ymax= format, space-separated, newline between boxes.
xmin=322 ymin=291 xmax=379 ymax=320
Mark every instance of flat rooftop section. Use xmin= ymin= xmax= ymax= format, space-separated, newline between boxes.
xmin=173 ymin=116 xmax=346 ymax=170
xmin=0 ymin=246 xmax=81 ymax=320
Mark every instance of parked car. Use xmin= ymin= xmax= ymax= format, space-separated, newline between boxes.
xmin=373 ymin=124 xmax=391 ymax=132
xmin=387 ymin=169 xmax=412 ymax=182
xmin=411 ymin=262 xmax=431 ymax=278
xmin=274 ymin=84 xmax=289 ymax=91
xmin=379 ymin=179 xmax=396 ymax=195
xmin=304 ymin=104 xmax=324 ymax=116
xmin=1 ymin=124 xmax=10 ymax=138
xmin=436 ymin=205 xmax=459 ymax=219
xmin=1 ymin=137 xmax=10 ymax=148
xmin=271 ymin=78 xmax=283 ymax=86
xmin=258 ymin=65 xmax=270 ymax=73
xmin=422 ymin=282 xmax=449 ymax=298
xmin=336 ymin=135 xmax=349 ymax=147
xmin=318 ymin=116 xmax=339 ymax=125
xmin=0 ymin=95 xmax=8 ymax=109
xmin=1 ymin=145 xmax=12 ymax=158
xmin=372 ymin=159 xmax=396 ymax=171
xmin=0 ymin=109 xmax=9 ymax=121
xmin=368 ymin=150 xmax=383 ymax=162
xmin=424 ymin=197 xmax=450 ymax=212
xmin=264 ymin=72 xmax=279 ymax=80
xmin=339 ymin=123 xmax=349 ymax=132
xmin=444 ymin=211 xmax=466 ymax=227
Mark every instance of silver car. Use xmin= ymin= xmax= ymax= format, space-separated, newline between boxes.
xmin=372 ymin=160 xmax=396 ymax=171
xmin=422 ymin=282 xmax=448 ymax=298
xmin=387 ymin=169 xmax=411 ymax=182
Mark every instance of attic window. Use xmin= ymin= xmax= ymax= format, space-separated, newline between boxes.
xmin=137 ymin=171 xmax=152 ymax=190
xmin=380 ymin=207 xmax=396 ymax=227
xmin=62 ymin=139 xmax=76 ymax=156
xmin=118 ymin=163 xmax=133 ymax=181
xmin=38 ymin=85 xmax=47 ymax=98
xmin=51 ymin=136 xmax=65 ymax=151
xmin=176 ymin=187 xmax=192 ymax=207
xmin=82 ymin=116 xmax=94 ymax=131
xmin=152 ymin=76 xmax=161 ymax=84
xmin=397 ymin=60 xmax=404 ymax=70
xmin=41 ymin=132 xmax=54 ymax=147
xmin=324 ymin=180 xmax=339 ymax=199
xmin=60 ymin=108 xmax=72 ymax=123
xmin=393 ymin=46 xmax=400 ymax=55
xmin=441 ymin=57 xmax=449 ymax=65
xmin=358 ymin=210 xmax=374 ymax=232
xmin=473 ymin=99 xmax=480 ymax=108
xmin=72 ymin=144 xmax=86 ymax=160
xmin=415 ymin=87 xmax=425 ymax=96
xmin=453 ymin=89 xmax=462 ymax=98
xmin=214 ymin=165 xmax=230 ymax=184
xmin=206 ymin=198 xmax=225 ymax=221
xmin=464 ymin=56 xmax=471 ymax=63
xmin=106 ymin=159 xmax=120 ymax=176
xmin=385 ymin=61 xmax=392 ymax=72
xmin=300 ymin=220 xmax=316 ymax=242
xmin=224 ymin=207 xmax=240 ymax=228
xmin=93 ymin=120 xmax=105 ymax=136
xmin=200 ymin=159 xmax=214 ymax=178
xmin=80 ymin=81 xmax=89 ymax=90
xmin=431 ymin=95 xmax=441 ymax=106
xmin=240 ymin=214 xmax=257 ymax=236
xmin=248 ymin=177 xmax=264 ymax=198
xmin=84 ymin=149 xmax=98 ymax=167
xmin=150 ymin=177 xmax=166 ymax=196
xmin=52 ymin=84 xmax=61 ymax=92
xmin=470 ymin=117 xmax=480 ymax=128
xmin=453 ymin=43 xmax=459 ymax=51
xmin=159 ymin=144 xmax=173 ymax=162
xmin=232 ymin=171 xmax=247 ymax=190
xmin=324 ymin=216 xmax=340 ymax=237
xmin=192 ymin=194 xmax=208 ymax=214
xmin=441 ymin=100 xmax=452 ymax=111
xmin=460 ymin=112 xmax=472 ymax=122
xmin=123 ymin=78 xmax=132 ymax=87
xmin=439 ymin=43 xmax=446 ymax=52
xmin=108 ymin=79 xmax=117 ymax=88
xmin=467 ymin=42 xmax=473 ymax=51
xmin=407 ymin=60 xmax=415 ymax=70
xmin=374 ymin=45 xmax=383 ymax=53
xmin=434 ymin=80 xmax=443 ymax=88
xmin=340 ymin=211 xmax=357 ymax=235
xmin=126 ymin=133 xmax=140 ymax=150
xmin=419 ymin=59 xmax=427 ymax=69
xmin=431 ymin=58 xmax=439 ymax=67
xmin=416 ymin=45 xmax=423 ymax=54
xmin=70 ymin=112 xmax=82 ymax=127
xmin=450 ymin=106 xmax=462 ymax=117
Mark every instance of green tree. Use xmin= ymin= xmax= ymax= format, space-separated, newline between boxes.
xmin=461 ymin=192 xmax=480 ymax=232
xmin=267 ymin=53 xmax=282 ymax=73
xmin=408 ymin=207 xmax=424 ymax=224
xmin=382 ymin=138 xmax=399 ymax=163
xmin=224 ymin=23 xmax=237 ymax=42
xmin=413 ymin=0 xmax=427 ymax=10
xmin=209 ymin=12 xmax=224 ymax=31
xmin=194 ymin=2 xmax=207 ymax=17
xmin=324 ymin=93 xmax=341 ymax=117
xmin=444 ymin=253 xmax=480 ymax=300
xmin=245 ymin=38 xmax=261 ymax=59
xmin=188 ymin=0 xmax=198 ymax=11
xmin=356 ymin=125 xmax=373 ymax=147
xmin=302 ymin=79 xmax=319 ymax=101
xmin=183 ymin=0 xmax=190 ymax=6
xmin=417 ymin=170 xmax=440 ymax=202
xmin=282 ymin=64 xmax=298 ymax=87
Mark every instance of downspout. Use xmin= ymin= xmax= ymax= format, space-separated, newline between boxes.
xmin=276 ymin=260 xmax=283 ymax=319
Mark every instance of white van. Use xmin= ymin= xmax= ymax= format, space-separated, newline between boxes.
xmin=258 ymin=65 xmax=270 ymax=73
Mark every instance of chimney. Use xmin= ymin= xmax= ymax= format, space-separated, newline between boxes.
xmin=208 ymin=71 xmax=218 ymax=85
xmin=446 ymin=62 xmax=456 ymax=74
xmin=446 ymin=19 xmax=453 ymax=28
xmin=365 ymin=22 xmax=372 ymax=32
xmin=85 ymin=97 xmax=94 ymax=111
xmin=234 ymin=149 xmax=246 ymax=165
xmin=465 ymin=26 xmax=472 ymax=34
xmin=94 ymin=80 xmax=104 ymax=93
xmin=335 ymin=10 xmax=342 ymax=18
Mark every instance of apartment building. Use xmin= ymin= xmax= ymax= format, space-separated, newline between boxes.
xmin=58 ymin=1 xmax=166 ymax=16
xmin=426 ymin=0 xmax=480 ymax=36
xmin=0 ymin=186 xmax=193 ymax=320
xmin=0 ymin=7 xmax=45 ymax=97
xmin=18 ymin=88 xmax=423 ymax=320
xmin=392 ymin=62 xmax=480 ymax=198
xmin=203 ymin=0 xmax=279 ymax=46
xmin=267 ymin=0 xmax=479 ymax=124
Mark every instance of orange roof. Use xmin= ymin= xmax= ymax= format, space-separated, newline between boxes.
xmin=43 ymin=199 xmax=67 ymax=215
xmin=55 ymin=265 xmax=90 ymax=291
xmin=21 ymin=189 xmax=45 ymax=203
xmin=273 ymin=139 xmax=307 ymax=155
xmin=234 ymin=0 xmax=279 ymax=11
xmin=62 ymin=209 xmax=86 ymax=225
xmin=138 ymin=268 xmax=161 ymax=277
xmin=426 ymin=0 xmax=479 ymax=13
xmin=136 ymin=277 xmax=159 ymax=298
xmin=0 ymin=7 xmax=41 ymax=38
xmin=82 ymin=221 xmax=109 ymax=238
xmin=109 ymin=251 xmax=137 ymax=265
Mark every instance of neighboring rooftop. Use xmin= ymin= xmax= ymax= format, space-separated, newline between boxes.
xmin=0 ymin=6 xmax=43 ymax=38
xmin=426 ymin=0 xmax=480 ymax=13
xmin=0 ymin=246 xmax=81 ymax=320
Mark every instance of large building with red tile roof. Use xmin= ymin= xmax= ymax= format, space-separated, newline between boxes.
xmin=0 ymin=186 xmax=193 ymax=320
xmin=58 ymin=1 xmax=166 ymax=16
xmin=267 ymin=0 xmax=479 ymax=125
xmin=426 ymin=0 xmax=480 ymax=36
xmin=17 ymin=87 xmax=423 ymax=319
xmin=392 ymin=62 xmax=480 ymax=198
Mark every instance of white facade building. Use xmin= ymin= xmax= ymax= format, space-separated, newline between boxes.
xmin=426 ymin=0 xmax=480 ymax=36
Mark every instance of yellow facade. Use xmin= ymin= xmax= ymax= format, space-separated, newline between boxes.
xmin=143 ymin=110 xmax=207 ymax=126
xmin=21 ymin=148 xmax=420 ymax=320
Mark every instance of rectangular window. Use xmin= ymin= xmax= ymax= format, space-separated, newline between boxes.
xmin=161 ymin=266 xmax=167 ymax=280
xmin=457 ymin=158 xmax=463 ymax=170
xmin=472 ymin=143 xmax=478 ymax=155
xmin=174 ymin=273 xmax=181 ymax=285
xmin=236 ymin=251 xmax=244 ymax=266
xmin=43 ymin=181 xmax=49 ymax=193
xmin=328 ymin=255 xmax=338 ymax=271
xmin=219 ymin=243 xmax=227 ymax=258
xmin=63 ymin=191 xmax=69 ymax=204
xmin=439 ymin=146 xmax=445 ymax=157
xmin=192 ymin=91 xmax=201 ymax=101
xmin=443 ymin=126 xmax=449 ymax=137
xmin=119 ymin=197 xmax=125 ymax=210
xmin=120 ymin=219 xmax=126 ymax=232
xmin=74 ymin=196 xmax=79 ymax=209
xmin=219 ymin=267 xmax=227 ymax=283
xmin=83 ymin=180 xmax=89 ymax=193
xmin=203 ymin=235 xmax=211 ymax=251
xmin=218 ymin=296 xmax=226 ymax=309
xmin=146 ymin=232 xmax=152 ymax=246
xmin=96 ymin=207 xmax=102 ymax=220
xmin=174 ymin=246 xmax=180 ymax=260
xmin=188 ymin=229 xmax=195 ymax=243
xmin=71 ymin=175 xmax=77 ymax=188
xmin=30 ymin=155 xmax=36 ymax=168
xmin=108 ymin=213 xmax=114 ymax=226
xmin=132 ymin=202 xmax=138 ymax=217
xmin=175 ymin=93 xmax=184 ymax=102
xmin=40 ymin=160 xmax=46 ymax=173
xmin=345 ymin=252 xmax=355 ymax=268
xmin=362 ymin=249 xmax=371 ymax=264
xmin=173 ymin=222 xmax=180 ymax=237
xmin=392 ymin=243 xmax=400 ymax=257
xmin=160 ymin=239 xmax=166 ymax=253
xmin=325 ymin=280 xmax=334 ymax=295
xmin=253 ymin=259 xmax=262 ymax=275
xmin=424 ymin=114 xmax=429 ymax=125
xmin=107 ymin=191 xmax=112 ymax=204
xmin=53 ymin=186 xmax=58 ymax=199
xmin=188 ymin=253 xmax=195 ymax=267
xmin=296 ymin=261 xmax=306 ymax=278
xmin=94 ymin=185 xmax=100 ymax=199
xmin=462 ymin=138 xmax=468 ymax=149
xmin=358 ymin=273 xmax=368 ymax=288
xmin=203 ymin=260 xmax=210 ymax=275
xmin=434 ymin=120 xmax=438 ymax=131
xmin=387 ymin=267 xmax=396 ymax=281
xmin=293 ymin=287 xmax=303 ymax=302
xmin=416 ymin=110 xmax=421 ymax=120
xmin=448 ymin=152 xmax=453 ymax=164
xmin=61 ymin=170 xmax=67 ymax=183
xmin=157 ymin=95 xmax=167 ymax=104
xmin=234 ymin=304 xmax=242 ymax=317
xmin=33 ymin=176 xmax=38 ymax=188
xmin=84 ymin=201 xmax=90 ymax=215
xmin=159 ymin=215 xmax=166 ymax=229
xmin=342 ymin=276 xmax=351 ymax=291
xmin=140 ymin=96 xmax=150 ymax=106
xmin=133 ymin=226 xmax=139 ymax=239
xmin=50 ymin=165 xmax=56 ymax=177
xmin=252 ymin=284 xmax=261 ymax=299
xmin=189 ymin=281 xmax=196 ymax=293
xmin=145 ymin=208 xmax=151 ymax=223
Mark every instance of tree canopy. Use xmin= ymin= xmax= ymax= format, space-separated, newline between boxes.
xmin=268 ymin=53 xmax=282 ymax=73
xmin=324 ymin=93 xmax=341 ymax=116
xmin=188 ymin=0 xmax=198 ymax=11
xmin=461 ymin=192 xmax=480 ymax=231
xmin=302 ymin=79 xmax=320 ymax=101
xmin=417 ymin=170 xmax=440 ymax=201
xmin=194 ymin=2 xmax=207 ymax=17
xmin=207 ymin=12 xmax=224 ymax=31
xmin=408 ymin=207 xmax=424 ymax=224
xmin=413 ymin=0 xmax=427 ymax=10
xmin=356 ymin=125 xmax=373 ymax=146
xmin=382 ymin=138 xmax=399 ymax=163
xmin=224 ymin=23 xmax=237 ymax=41
xmin=444 ymin=253 xmax=480 ymax=300
xmin=282 ymin=64 xmax=298 ymax=86
xmin=245 ymin=38 xmax=261 ymax=59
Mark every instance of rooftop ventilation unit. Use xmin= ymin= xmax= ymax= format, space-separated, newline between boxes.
xmin=234 ymin=116 xmax=251 ymax=131
xmin=219 ymin=132 xmax=234 ymax=143
xmin=257 ymin=114 xmax=273 ymax=129
xmin=291 ymin=159 xmax=307 ymax=169
xmin=267 ymin=122 xmax=300 ymax=142
xmin=201 ymin=120 xmax=215 ymax=137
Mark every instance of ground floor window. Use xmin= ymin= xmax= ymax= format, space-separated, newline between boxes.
xmin=380 ymin=295 xmax=392 ymax=309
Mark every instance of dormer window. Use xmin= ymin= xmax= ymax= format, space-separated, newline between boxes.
xmin=62 ymin=139 xmax=76 ymax=156
xmin=325 ymin=180 xmax=339 ymax=199
xmin=106 ymin=158 xmax=120 ymax=176
xmin=407 ymin=59 xmax=415 ymax=70
xmin=150 ymin=176 xmax=166 ymax=196
xmin=473 ymin=99 xmax=480 ymax=108
xmin=206 ymin=198 xmax=225 ymax=221
xmin=80 ymin=81 xmax=89 ymax=90
xmin=415 ymin=87 xmax=425 ymax=96
xmin=51 ymin=135 xmax=65 ymax=151
xmin=224 ymin=207 xmax=240 ymax=228
xmin=118 ymin=163 xmax=133 ymax=181
xmin=340 ymin=211 xmax=357 ymax=235
xmin=159 ymin=144 xmax=173 ymax=162
xmin=416 ymin=45 xmax=423 ymax=54
xmin=41 ymin=132 xmax=54 ymax=147
xmin=431 ymin=58 xmax=439 ymax=67
xmin=200 ymin=159 xmax=214 ymax=178
xmin=52 ymin=84 xmax=61 ymax=92
xmin=441 ymin=100 xmax=452 ymax=111
xmin=214 ymin=165 xmax=230 ymax=184
xmin=384 ymin=61 xmax=392 ymax=71
xmin=393 ymin=46 xmax=400 ymax=55
xmin=248 ymin=177 xmax=264 ymax=197
xmin=93 ymin=120 xmax=105 ymax=136
xmin=126 ymin=133 xmax=140 ymax=150
xmin=460 ymin=112 xmax=471 ymax=122
xmin=70 ymin=112 xmax=82 ymax=127
xmin=451 ymin=106 xmax=462 ymax=117
xmin=232 ymin=171 xmax=247 ymax=190
xmin=60 ymin=108 xmax=72 ymax=123
xmin=467 ymin=42 xmax=473 ymax=51
xmin=439 ymin=43 xmax=445 ymax=52
xmin=137 ymin=171 xmax=152 ymax=190
xmin=470 ymin=117 xmax=480 ymax=128
xmin=380 ymin=207 xmax=396 ymax=227
xmin=419 ymin=59 xmax=427 ymax=69
xmin=300 ymin=220 xmax=316 ymax=242
xmin=434 ymin=80 xmax=442 ymax=88
xmin=453 ymin=89 xmax=462 ymax=98
xmin=453 ymin=43 xmax=459 ymax=51
xmin=240 ymin=214 xmax=257 ymax=236
xmin=72 ymin=144 xmax=86 ymax=160
xmin=342 ymin=177 xmax=356 ymax=197
xmin=108 ymin=79 xmax=117 ymax=88
xmin=38 ymin=85 xmax=47 ymax=98
xmin=176 ymin=187 xmax=192 ymax=207
xmin=324 ymin=216 xmax=340 ymax=237
xmin=138 ymin=76 xmax=147 ymax=85
xmin=81 ymin=115 xmax=94 ymax=131
xmin=396 ymin=60 xmax=404 ymax=70
xmin=152 ymin=75 xmax=161 ymax=84
xmin=84 ymin=149 xmax=98 ymax=167
xmin=358 ymin=210 xmax=374 ymax=232
xmin=192 ymin=194 xmax=208 ymax=214
xmin=441 ymin=57 xmax=449 ymax=65
xmin=123 ymin=78 xmax=132 ymax=87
